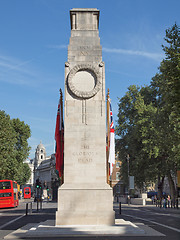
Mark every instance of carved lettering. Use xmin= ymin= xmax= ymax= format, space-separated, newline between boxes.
xmin=79 ymin=46 xmax=91 ymax=50
xmin=81 ymin=145 xmax=89 ymax=149
xmin=78 ymin=158 xmax=92 ymax=163
xmin=72 ymin=151 xmax=94 ymax=156
xmin=79 ymin=51 xmax=88 ymax=56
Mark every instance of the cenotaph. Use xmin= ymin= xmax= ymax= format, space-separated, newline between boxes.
xmin=56 ymin=8 xmax=115 ymax=225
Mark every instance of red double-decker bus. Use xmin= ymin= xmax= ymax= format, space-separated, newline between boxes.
xmin=0 ymin=180 xmax=19 ymax=208
xmin=24 ymin=187 xmax=31 ymax=199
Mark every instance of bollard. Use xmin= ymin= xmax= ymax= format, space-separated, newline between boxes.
xmin=37 ymin=200 xmax=39 ymax=212
xmin=119 ymin=202 xmax=121 ymax=215
xmin=30 ymin=202 xmax=32 ymax=214
xmin=40 ymin=199 xmax=42 ymax=210
xmin=176 ymin=199 xmax=179 ymax=209
xmin=26 ymin=203 xmax=28 ymax=215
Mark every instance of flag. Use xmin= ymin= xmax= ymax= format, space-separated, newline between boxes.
xmin=108 ymin=99 xmax=115 ymax=175
xmin=55 ymin=89 xmax=64 ymax=179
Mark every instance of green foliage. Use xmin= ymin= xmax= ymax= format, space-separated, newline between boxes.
xmin=116 ymin=23 xmax=180 ymax=195
xmin=0 ymin=110 xmax=31 ymax=185
xmin=0 ymin=111 xmax=17 ymax=180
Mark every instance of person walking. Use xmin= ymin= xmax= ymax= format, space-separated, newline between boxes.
xmin=162 ymin=197 xmax=167 ymax=208
xmin=167 ymin=195 xmax=171 ymax=208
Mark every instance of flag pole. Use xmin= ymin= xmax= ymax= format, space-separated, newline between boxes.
xmin=59 ymin=89 xmax=63 ymax=125
xmin=59 ymin=88 xmax=64 ymax=184
xmin=106 ymin=88 xmax=110 ymax=184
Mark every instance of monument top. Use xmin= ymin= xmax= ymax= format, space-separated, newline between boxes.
xmin=70 ymin=8 xmax=99 ymax=30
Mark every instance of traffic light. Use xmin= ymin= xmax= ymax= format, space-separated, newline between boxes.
xmin=36 ymin=179 xmax=40 ymax=188
xmin=47 ymin=186 xmax=49 ymax=191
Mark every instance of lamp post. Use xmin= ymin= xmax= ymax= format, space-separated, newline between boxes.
xmin=127 ymin=154 xmax=130 ymax=204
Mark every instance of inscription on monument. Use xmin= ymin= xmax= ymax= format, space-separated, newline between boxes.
xmin=72 ymin=151 xmax=94 ymax=156
xmin=79 ymin=51 xmax=89 ymax=56
xmin=72 ymin=148 xmax=96 ymax=164
xmin=78 ymin=158 xmax=92 ymax=163
xmin=72 ymin=138 xmax=98 ymax=164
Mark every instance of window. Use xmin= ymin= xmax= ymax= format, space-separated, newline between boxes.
xmin=14 ymin=193 xmax=17 ymax=200
xmin=0 ymin=181 xmax=11 ymax=190
xmin=116 ymin=172 xmax=120 ymax=181
xmin=116 ymin=161 xmax=121 ymax=168
xmin=116 ymin=185 xmax=120 ymax=193
xmin=41 ymin=155 xmax=43 ymax=159
xmin=13 ymin=182 xmax=17 ymax=189
xmin=0 ymin=192 xmax=12 ymax=197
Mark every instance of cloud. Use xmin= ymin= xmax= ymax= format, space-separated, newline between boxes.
xmin=102 ymin=47 xmax=164 ymax=61
xmin=0 ymin=53 xmax=57 ymax=87
xmin=0 ymin=55 xmax=35 ymax=76
xmin=0 ymin=54 xmax=40 ymax=87
xmin=47 ymin=44 xmax=67 ymax=49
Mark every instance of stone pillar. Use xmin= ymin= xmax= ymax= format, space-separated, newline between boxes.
xmin=56 ymin=8 xmax=115 ymax=225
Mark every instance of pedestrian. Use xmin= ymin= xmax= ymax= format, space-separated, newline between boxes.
xmin=167 ymin=195 xmax=171 ymax=208
xmin=127 ymin=195 xmax=130 ymax=205
xmin=162 ymin=197 xmax=167 ymax=208
xmin=154 ymin=195 xmax=157 ymax=206
xmin=151 ymin=195 xmax=154 ymax=205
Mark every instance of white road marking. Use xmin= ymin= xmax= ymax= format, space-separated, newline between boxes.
xmin=124 ymin=214 xmax=180 ymax=233
xmin=154 ymin=213 xmax=171 ymax=216
xmin=0 ymin=214 xmax=25 ymax=230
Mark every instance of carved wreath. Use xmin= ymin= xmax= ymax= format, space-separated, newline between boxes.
xmin=68 ymin=64 xmax=101 ymax=99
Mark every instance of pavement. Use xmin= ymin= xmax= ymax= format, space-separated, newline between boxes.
xmin=4 ymin=200 xmax=178 ymax=239
xmin=4 ymin=219 xmax=166 ymax=239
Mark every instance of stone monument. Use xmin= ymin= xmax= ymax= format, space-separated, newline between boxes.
xmin=56 ymin=8 xmax=115 ymax=225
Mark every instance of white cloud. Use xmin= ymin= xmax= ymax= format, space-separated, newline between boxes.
xmin=102 ymin=47 xmax=164 ymax=62
xmin=0 ymin=55 xmax=35 ymax=76
xmin=47 ymin=44 xmax=67 ymax=49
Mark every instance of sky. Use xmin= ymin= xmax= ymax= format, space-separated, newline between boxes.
xmin=0 ymin=0 xmax=179 ymax=159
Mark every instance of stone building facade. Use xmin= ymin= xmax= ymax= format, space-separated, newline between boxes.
xmin=26 ymin=142 xmax=59 ymax=199
xmin=110 ymin=155 xmax=125 ymax=196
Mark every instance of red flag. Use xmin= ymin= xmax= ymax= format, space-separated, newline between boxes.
xmin=55 ymin=89 xmax=64 ymax=179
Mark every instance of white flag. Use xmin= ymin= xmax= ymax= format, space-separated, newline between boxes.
xmin=108 ymin=101 xmax=115 ymax=175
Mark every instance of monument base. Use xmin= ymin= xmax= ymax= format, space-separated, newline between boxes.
xmin=56 ymin=184 xmax=115 ymax=225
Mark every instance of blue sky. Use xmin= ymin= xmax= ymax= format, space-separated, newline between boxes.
xmin=0 ymin=0 xmax=179 ymax=159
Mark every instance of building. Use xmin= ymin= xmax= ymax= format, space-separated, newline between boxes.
xmin=24 ymin=158 xmax=34 ymax=186
xmin=26 ymin=142 xmax=59 ymax=200
xmin=110 ymin=154 xmax=125 ymax=196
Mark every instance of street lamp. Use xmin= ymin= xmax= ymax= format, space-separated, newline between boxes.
xmin=127 ymin=154 xmax=130 ymax=204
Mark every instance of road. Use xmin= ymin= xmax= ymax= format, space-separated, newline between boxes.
xmin=114 ymin=202 xmax=180 ymax=240
xmin=0 ymin=200 xmax=179 ymax=239
xmin=0 ymin=199 xmax=56 ymax=240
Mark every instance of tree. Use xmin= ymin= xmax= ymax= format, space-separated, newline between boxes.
xmin=150 ymin=23 xmax=180 ymax=202
xmin=0 ymin=110 xmax=31 ymax=185
xmin=18 ymin=163 xmax=31 ymax=185
xmin=116 ymin=23 xmax=180 ymax=202
xmin=0 ymin=111 xmax=17 ymax=180
xmin=116 ymin=85 xmax=159 ymax=191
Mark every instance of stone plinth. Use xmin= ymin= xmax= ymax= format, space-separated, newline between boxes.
xmin=56 ymin=8 xmax=115 ymax=225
